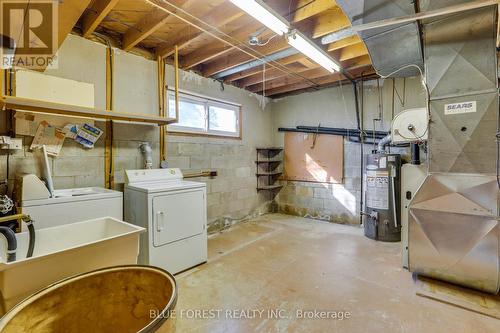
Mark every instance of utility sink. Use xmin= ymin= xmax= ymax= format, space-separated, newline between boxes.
xmin=0 ymin=217 xmax=145 ymax=315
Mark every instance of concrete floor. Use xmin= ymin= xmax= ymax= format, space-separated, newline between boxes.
xmin=160 ymin=214 xmax=499 ymax=333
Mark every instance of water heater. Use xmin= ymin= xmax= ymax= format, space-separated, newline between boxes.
xmin=363 ymin=153 xmax=401 ymax=242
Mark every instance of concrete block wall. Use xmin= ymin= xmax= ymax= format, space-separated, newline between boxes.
xmin=276 ymin=140 xmax=363 ymax=224
xmin=272 ymin=78 xmax=426 ymax=225
xmin=165 ymin=136 xmax=271 ymax=231
xmin=0 ymin=34 xmax=274 ymax=232
xmin=0 ymin=34 xmax=428 ymax=230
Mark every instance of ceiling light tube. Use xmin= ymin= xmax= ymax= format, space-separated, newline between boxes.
xmin=287 ymin=30 xmax=341 ymax=73
xmin=229 ymin=0 xmax=289 ymax=36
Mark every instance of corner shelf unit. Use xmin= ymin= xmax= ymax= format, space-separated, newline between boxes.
xmin=255 ymin=148 xmax=283 ymax=193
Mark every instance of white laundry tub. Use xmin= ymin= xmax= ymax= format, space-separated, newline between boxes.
xmin=0 ymin=217 xmax=145 ymax=314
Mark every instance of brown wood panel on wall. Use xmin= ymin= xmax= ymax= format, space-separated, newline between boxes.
xmin=284 ymin=132 xmax=343 ymax=184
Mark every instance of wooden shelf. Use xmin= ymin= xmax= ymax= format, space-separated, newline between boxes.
xmin=255 ymin=160 xmax=281 ymax=172
xmin=255 ymin=147 xmax=283 ymax=194
xmin=0 ymin=95 xmax=177 ymax=125
xmin=256 ymin=172 xmax=282 ymax=177
xmin=257 ymin=185 xmax=283 ymax=192
xmin=256 ymin=147 xmax=283 ymax=158
xmin=255 ymin=161 xmax=281 ymax=165
xmin=256 ymin=147 xmax=283 ymax=152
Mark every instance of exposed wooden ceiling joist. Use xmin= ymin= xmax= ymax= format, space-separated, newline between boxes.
xmin=155 ymin=4 xmax=244 ymax=58
xmin=201 ymin=37 xmax=291 ymax=77
xmin=328 ymin=35 xmax=361 ymax=51
xmin=238 ymin=62 xmax=309 ymax=88
xmin=250 ymin=67 xmax=329 ymax=93
xmin=181 ymin=22 xmax=265 ymax=69
xmin=312 ymin=6 xmax=351 ymax=38
xmin=122 ymin=7 xmax=171 ymax=51
xmin=265 ymin=71 xmax=345 ymax=96
xmin=245 ymin=53 xmax=372 ymax=91
xmin=75 ymin=0 xmax=376 ymax=97
xmin=122 ymin=0 xmax=195 ymax=51
xmin=293 ymin=0 xmax=337 ymax=22
xmin=338 ymin=42 xmax=368 ymax=62
xmin=82 ymin=0 xmax=120 ymax=38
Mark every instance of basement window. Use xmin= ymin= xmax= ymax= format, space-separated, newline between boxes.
xmin=167 ymin=90 xmax=241 ymax=138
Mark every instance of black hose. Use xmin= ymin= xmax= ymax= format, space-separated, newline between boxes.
xmin=0 ymin=226 xmax=16 ymax=262
xmin=27 ymin=221 xmax=35 ymax=258
xmin=411 ymin=143 xmax=421 ymax=165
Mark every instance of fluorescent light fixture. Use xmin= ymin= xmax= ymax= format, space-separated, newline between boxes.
xmin=287 ymin=30 xmax=341 ymax=73
xmin=230 ymin=0 xmax=341 ymax=73
xmin=230 ymin=0 xmax=289 ymax=35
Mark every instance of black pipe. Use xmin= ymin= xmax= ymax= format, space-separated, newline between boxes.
xmin=279 ymin=127 xmax=390 ymax=140
xmin=411 ymin=143 xmax=421 ymax=165
xmin=359 ymin=76 xmax=365 ymax=226
xmin=280 ymin=128 xmax=388 ymax=140
xmin=353 ymin=82 xmax=361 ymax=131
xmin=299 ymin=126 xmax=389 ymax=138
xmin=0 ymin=226 xmax=16 ymax=262
xmin=26 ymin=221 xmax=35 ymax=258
xmin=295 ymin=126 xmax=389 ymax=139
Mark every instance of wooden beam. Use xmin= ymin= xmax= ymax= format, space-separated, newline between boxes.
xmin=156 ymin=0 xmax=330 ymax=59
xmin=341 ymin=54 xmax=372 ymax=69
xmin=252 ymin=59 xmax=373 ymax=95
xmin=297 ymin=58 xmax=317 ymax=68
xmin=312 ymin=6 xmax=351 ymax=38
xmin=201 ymin=38 xmax=292 ymax=77
xmin=497 ymin=4 xmax=500 ymax=47
xmin=158 ymin=56 xmax=166 ymax=163
xmin=328 ymin=35 xmax=362 ymax=52
xmin=122 ymin=8 xmax=170 ymax=51
xmin=82 ymin=0 xmax=119 ymax=38
xmin=174 ymin=46 xmax=180 ymax=122
xmin=180 ymin=22 xmax=263 ymax=69
xmin=339 ymin=42 xmax=368 ymax=62
xmin=146 ymin=0 xmax=310 ymax=79
xmin=264 ymin=72 xmax=345 ymax=96
xmin=267 ymin=66 xmax=374 ymax=97
xmin=155 ymin=4 xmax=244 ymax=58
xmin=238 ymin=62 xmax=309 ymax=88
xmin=250 ymin=67 xmax=329 ymax=93
xmin=244 ymin=55 xmax=371 ymax=93
xmin=122 ymin=0 xmax=191 ymax=51
xmin=57 ymin=0 xmax=93 ymax=49
xmin=293 ymin=0 xmax=337 ymax=22
xmin=104 ymin=47 xmax=114 ymax=189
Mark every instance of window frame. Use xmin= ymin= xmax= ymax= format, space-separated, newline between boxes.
xmin=167 ymin=89 xmax=242 ymax=139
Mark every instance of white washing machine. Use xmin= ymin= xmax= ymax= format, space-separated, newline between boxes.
xmin=21 ymin=187 xmax=123 ymax=230
xmin=124 ymin=168 xmax=207 ymax=274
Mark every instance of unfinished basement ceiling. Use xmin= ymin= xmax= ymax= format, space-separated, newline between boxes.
xmin=75 ymin=0 xmax=375 ymax=98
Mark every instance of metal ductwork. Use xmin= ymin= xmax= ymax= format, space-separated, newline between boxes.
xmin=333 ymin=0 xmax=424 ymax=77
xmin=423 ymin=4 xmax=498 ymax=174
xmin=408 ymin=2 xmax=500 ymax=293
xmin=212 ymin=48 xmax=298 ymax=80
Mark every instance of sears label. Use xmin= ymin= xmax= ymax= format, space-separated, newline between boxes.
xmin=444 ymin=101 xmax=476 ymax=115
